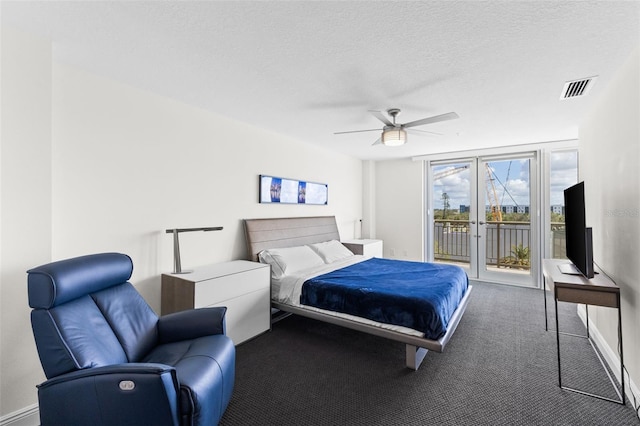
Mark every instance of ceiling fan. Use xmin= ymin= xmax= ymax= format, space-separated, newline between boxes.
xmin=334 ymin=108 xmax=459 ymax=146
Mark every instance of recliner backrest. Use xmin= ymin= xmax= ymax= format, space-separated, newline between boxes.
xmin=28 ymin=253 xmax=159 ymax=379
xmin=92 ymin=282 xmax=159 ymax=362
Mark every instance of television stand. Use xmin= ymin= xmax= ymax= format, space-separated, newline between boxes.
xmin=542 ymin=259 xmax=624 ymax=405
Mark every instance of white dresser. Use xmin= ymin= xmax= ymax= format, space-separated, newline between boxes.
xmin=341 ymin=239 xmax=383 ymax=257
xmin=161 ymin=260 xmax=270 ymax=345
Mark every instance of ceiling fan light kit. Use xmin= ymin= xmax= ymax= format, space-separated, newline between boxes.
xmin=382 ymin=127 xmax=407 ymax=146
xmin=335 ymin=108 xmax=459 ymax=147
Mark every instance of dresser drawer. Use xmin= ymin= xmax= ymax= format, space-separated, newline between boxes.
xmin=194 ymin=267 xmax=269 ymax=308
xmin=206 ymin=287 xmax=271 ymax=344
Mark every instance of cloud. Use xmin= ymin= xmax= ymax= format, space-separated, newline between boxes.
xmin=550 ymin=151 xmax=578 ymax=171
xmin=432 ymin=152 xmax=578 ymax=209
xmin=500 ymin=178 xmax=529 ymax=206
xmin=550 ymin=151 xmax=578 ymax=204
xmin=433 ymin=165 xmax=472 ymax=209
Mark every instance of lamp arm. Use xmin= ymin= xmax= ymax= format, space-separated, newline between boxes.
xmin=165 ymin=227 xmax=223 ymax=234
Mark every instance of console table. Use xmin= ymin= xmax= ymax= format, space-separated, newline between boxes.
xmin=542 ymin=259 xmax=624 ymax=405
xmin=162 ymin=260 xmax=270 ymax=345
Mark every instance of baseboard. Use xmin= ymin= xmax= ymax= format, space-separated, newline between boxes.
xmin=577 ymin=305 xmax=640 ymax=408
xmin=0 ymin=404 xmax=38 ymax=426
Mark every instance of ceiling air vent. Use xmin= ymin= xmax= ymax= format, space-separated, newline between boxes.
xmin=560 ymin=76 xmax=597 ymax=100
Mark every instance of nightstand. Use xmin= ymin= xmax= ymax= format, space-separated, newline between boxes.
xmin=341 ymin=239 xmax=383 ymax=258
xmin=161 ymin=260 xmax=270 ymax=345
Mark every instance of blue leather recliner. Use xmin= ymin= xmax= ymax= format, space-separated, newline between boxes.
xmin=27 ymin=253 xmax=235 ymax=426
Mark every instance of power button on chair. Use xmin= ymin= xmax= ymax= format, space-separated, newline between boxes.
xmin=119 ymin=380 xmax=136 ymax=391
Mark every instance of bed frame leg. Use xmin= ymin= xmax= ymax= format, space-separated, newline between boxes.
xmin=406 ymin=345 xmax=428 ymax=370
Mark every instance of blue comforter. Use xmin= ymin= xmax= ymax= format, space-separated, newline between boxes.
xmin=300 ymin=258 xmax=468 ymax=339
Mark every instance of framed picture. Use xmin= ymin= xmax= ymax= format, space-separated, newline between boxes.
xmin=259 ymin=175 xmax=328 ymax=205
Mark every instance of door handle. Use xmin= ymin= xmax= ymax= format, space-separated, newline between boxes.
xmin=470 ymin=221 xmax=476 ymax=225
xmin=479 ymin=221 xmax=486 ymax=225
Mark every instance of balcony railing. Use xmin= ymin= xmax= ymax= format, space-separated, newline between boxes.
xmin=434 ymin=220 xmax=566 ymax=269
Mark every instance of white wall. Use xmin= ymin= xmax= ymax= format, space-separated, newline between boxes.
xmin=0 ymin=28 xmax=51 ymax=422
xmin=579 ymin=46 xmax=640 ymax=397
xmin=374 ymin=159 xmax=424 ymax=261
xmin=0 ymin=27 xmax=362 ymax=422
xmin=361 ymin=160 xmax=376 ymax=239
xmin=51 ymin=62 xmax=362 ymax=309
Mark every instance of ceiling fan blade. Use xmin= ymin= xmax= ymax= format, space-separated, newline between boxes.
xmin=369 ymin=110 xmax=394 ymax=127
xmin=403 ymin=112 xmax=459 ymax=128
xmin=407 ymin=128 xmax=443 ymax=136
xmin=371 ymin=137 xmax=382 ymax=146
xmin=334 ymin=129 xmax=381 ymax=135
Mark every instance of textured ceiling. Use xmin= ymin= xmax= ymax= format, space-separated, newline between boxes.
xmin=3 ymin=1 xmax=639 ymax=160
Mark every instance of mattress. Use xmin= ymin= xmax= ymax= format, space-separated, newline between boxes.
xmin=301 ymin=258 xmax=468 ymax=339
xmin=272 ymin=256 xmax=469 ymax=339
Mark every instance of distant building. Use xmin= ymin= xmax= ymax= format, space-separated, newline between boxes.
xmin=499 ymin=205 xmax=530 ymax=214
xmin=457 ymin=204 xmax=561 ymax=215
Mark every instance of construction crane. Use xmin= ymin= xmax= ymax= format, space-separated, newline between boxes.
xmin=485 ymin=164 xmax=503 ymax=221
xmin=433 ymin=163 xmax=503 ymax=222
xmin=433 ymin=164 xmax=469 ymax=181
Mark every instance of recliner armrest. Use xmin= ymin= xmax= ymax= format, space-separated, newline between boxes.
xmin=158 ymin=307 xmax=227 ymax=344
xmin=37 ymin=363 xmax=180 ymax=426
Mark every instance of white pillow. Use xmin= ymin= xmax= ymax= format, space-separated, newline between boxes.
xmin=308 ymin=240 xmax=354 ymax=264
xmin=258 ymin=245 xmax=324 ymax=278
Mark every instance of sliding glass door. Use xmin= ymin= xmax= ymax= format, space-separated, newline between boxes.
xmin=428 ymin=153 xmax=538 ymax=287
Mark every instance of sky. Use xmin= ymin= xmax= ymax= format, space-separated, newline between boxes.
xmin=549 ymin=151 xmax=579 ymax=205
xmin=433 ymin=151 xmax=578 ymax=211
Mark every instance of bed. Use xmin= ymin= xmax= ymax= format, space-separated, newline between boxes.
xmin=243 ymin=216 xmax=472 ymax=370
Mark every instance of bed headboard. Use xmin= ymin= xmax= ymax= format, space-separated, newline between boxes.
xmin=243 ymin=216 xmax=341 ymax=261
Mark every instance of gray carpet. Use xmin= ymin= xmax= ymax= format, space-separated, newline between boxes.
xmin=220 ymin=283 xmax=639 ymax=425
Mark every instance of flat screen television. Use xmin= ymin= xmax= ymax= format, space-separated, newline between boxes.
xmin=562 ymin=181 xmax=595 ymax=278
